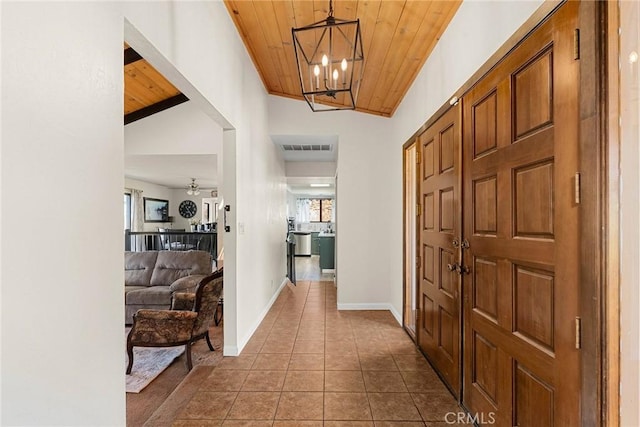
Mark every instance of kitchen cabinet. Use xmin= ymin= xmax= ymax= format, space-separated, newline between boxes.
xmin=311 ymin=232 xmax=320 ymax=255
xmin=319 ymin=234 xmax=335 ymax=270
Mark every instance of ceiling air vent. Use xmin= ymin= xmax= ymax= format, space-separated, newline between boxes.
xmin=281 ymin=144 xmax=332 ymax=152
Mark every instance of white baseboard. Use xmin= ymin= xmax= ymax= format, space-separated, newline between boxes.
xmin=337 ymin=303 xmax=403 ymax=326
xmin=223 ymin=345 xmax=239 ymax=356
xmin=388 ymin=304 xmax=402 ymax=326
xmin=234 ymin=278 xmax=289 ymax=355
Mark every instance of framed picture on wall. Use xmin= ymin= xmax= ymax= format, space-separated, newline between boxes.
xmin=144 ymin=197 xmax=169 ymax=222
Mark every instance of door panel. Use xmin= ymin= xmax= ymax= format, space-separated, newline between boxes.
xmin=418 ymin=105 xmax=461 ymax=397
xmin=462 ymin=2 xmax=579 ymax=426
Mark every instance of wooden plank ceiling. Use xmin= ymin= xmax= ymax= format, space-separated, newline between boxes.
xmin=123 ymin=43 xmax=188 ymax=125
xmin=224 ymin=0 xmax=461 ymax=117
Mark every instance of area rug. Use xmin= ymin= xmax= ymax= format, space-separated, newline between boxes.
xmin=125 ymin=346 xmax=185 ymax=393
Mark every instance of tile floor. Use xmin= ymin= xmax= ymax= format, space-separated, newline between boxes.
xmin=167 ymin=280 xmax=465 ymax=426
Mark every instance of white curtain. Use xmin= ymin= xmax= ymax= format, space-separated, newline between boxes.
xmin=296 ymin=198 xmax=311 ymax=223
xmin=131 ymin=189 xmax=144 ymax=250
xmin=331 ymin=198 xmax=336 ymax=223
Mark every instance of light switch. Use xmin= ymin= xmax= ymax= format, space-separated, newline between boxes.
xmin=238 ymin=222 xmax=245 ymax=234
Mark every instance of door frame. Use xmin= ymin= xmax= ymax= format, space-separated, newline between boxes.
xmin=604 ymin=2 xmax=620 ymax=425
xmin=400 ymin=0 xmax=617 ymax=423
xmin=578 ymin=1 xmax=618 ymax=425
xmin=402 ymin=139 xmax=418 ymax=342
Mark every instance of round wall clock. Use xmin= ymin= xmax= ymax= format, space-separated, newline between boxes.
xmin=178 ymin=200 xmax=198 ymax=218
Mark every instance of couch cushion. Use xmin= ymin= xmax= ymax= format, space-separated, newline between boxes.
xmin=125 ymin=285 xmax=147 ymax=298
xmin=169 ymin=275 xmax=205 ymax=293
xmin=126 ymin=287 xmax=173 ymax=306
xmin=125 ymin=251 xmax=158 ymax=286
xmin=150 ymin=250 xmax=212 ymax=286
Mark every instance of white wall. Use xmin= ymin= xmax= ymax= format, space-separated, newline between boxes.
xmin=285 ymin=161 xmax=337 ymax=177
xmin=1 ymin=2 xmax=125 ymax=425
xmin=125 ymin=101 xmax=222 ymax=156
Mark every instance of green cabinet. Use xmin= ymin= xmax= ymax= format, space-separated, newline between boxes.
xmin=319 ymin=236 xmax=335 ymax=269
xmin=311 ymin=232 xmax=320 ymax=255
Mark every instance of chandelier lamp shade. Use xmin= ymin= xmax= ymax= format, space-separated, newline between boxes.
xmin=292 ymin=0 xmax=364 ymax=112
xmin=186 ymin=178 xmax=200 ymax=196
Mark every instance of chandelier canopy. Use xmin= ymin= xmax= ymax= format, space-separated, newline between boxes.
xmin=186 ymin=178 xmax=200 ymax=196
xmin=292 ymin=0 xmax=364 ymax=112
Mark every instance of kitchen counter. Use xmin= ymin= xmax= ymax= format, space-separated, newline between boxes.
xmin=318 ymin=231 xmax=335 ymax=237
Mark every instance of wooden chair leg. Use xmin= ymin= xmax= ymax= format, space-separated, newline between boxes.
xmin=214 ymin=299 xmax=223 ymax=326
xmin=185 ymin=343 xmax=193 ymax=371
xmin=205 ymin=331 xmax=215 ymax=351
xmin=126 ymin=343 xmax=134 ymax=374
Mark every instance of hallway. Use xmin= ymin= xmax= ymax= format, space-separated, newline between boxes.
xmin=295 ymin=255 xmax=335 ymax=281
xmin=146 ymin=280 xmax=464 ymax=426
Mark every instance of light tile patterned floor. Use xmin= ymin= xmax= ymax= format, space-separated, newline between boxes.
xmin=169 ymin=280 xmax=465 ymax=426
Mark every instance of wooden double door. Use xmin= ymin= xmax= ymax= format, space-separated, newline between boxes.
xmin=417 ymin=2 xmax=580 ymax=425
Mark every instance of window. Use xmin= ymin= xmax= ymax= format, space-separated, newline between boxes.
xmin=295 ymin=198 xmax=335 ymax=223
xmin=124 ymin=193 xmax=132 ymax=230
xmin=309 ymin=198 xmax=333 ymax=222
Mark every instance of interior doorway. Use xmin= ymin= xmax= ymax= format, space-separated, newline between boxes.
xmin=123 ymin=19 xmax=236 ymax=355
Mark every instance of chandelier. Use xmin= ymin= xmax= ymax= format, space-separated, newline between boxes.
xmin=292 ymin=0 xmax=364 ymax=112
xmin=186 ymin=178 xmax=200 ymax=196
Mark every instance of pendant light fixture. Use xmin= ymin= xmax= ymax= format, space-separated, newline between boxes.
xmin=292 ymin=0 xmax=364 ymax=112
xmin=186 ymin=178 xmax=200 ymax=196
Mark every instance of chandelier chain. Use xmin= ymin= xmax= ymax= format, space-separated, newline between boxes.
xmin=328 ymin=0 xmax=334 ymax=17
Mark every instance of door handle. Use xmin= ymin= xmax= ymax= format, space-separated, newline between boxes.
xmin=447 ymin=263 xmax=470 ymax=275
xmin=447 ymin=263 xmax=460 ymax=272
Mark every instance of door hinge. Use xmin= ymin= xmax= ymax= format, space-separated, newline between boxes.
xmin=573 ymin=29 xmax=580 ymax=60
xmin=574 ymin=172 xmax=581 ymax=204
xmin=416 ymin=255 xmax=421 ymax=268
xmin=575 ymin=317 xmax=582 ymax=349
xmin=416 ymin=150 xmax=422 ymax=164
xmin=416 ymin=204 xmax=422 ymax=216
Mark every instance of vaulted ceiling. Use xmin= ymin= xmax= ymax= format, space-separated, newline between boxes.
xmin=123 ymin=43 xmax=188 ymax=125
xmin=122 ymin=1 xmax=463 ymax=177
xmin=123 ymin=2 xmax=461 ymax=121
xmin=224 ymin=0 xmax=461 ymax=117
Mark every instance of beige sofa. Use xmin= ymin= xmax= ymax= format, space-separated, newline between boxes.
xmin=124 ymin=250 xmax=212 ymax=324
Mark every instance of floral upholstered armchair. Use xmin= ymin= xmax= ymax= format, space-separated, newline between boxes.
xmin=126 ymin=268 xmax=223 ymax=374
